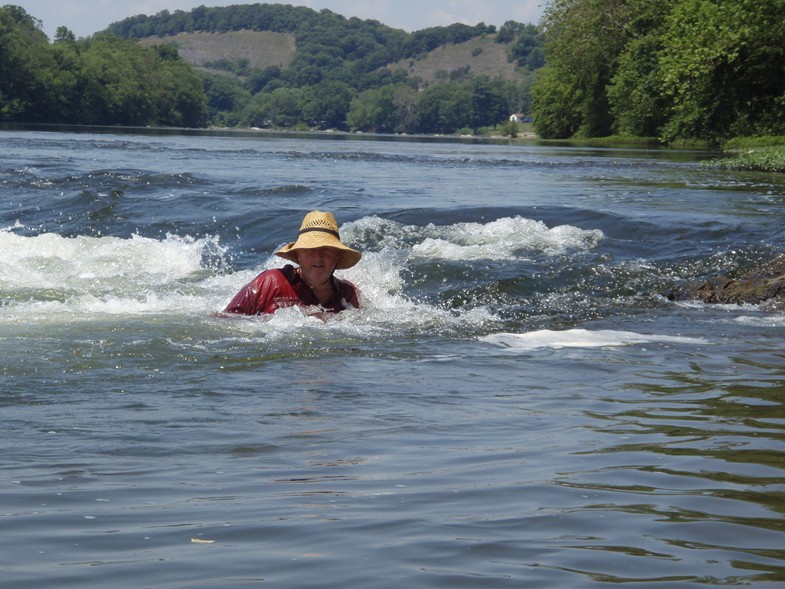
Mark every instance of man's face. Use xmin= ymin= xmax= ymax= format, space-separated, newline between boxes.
xmin=297 ymin=247 xmax=339 ymax=287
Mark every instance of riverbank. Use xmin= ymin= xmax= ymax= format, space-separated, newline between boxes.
xmin=708 ymin=136 xmax=785 ymax=173
xmin=6 ymin=121 xmax=783 ymax=172
xmin=527 ymin=134 xmax=785 ymax=173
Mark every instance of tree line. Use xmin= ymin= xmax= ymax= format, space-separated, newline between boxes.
xmin=107 ymin=3 xmax=542 ymax=134
xmin=531 ymin=0 xmax=785 ymax=142
xmin=5 ymin=1 xmax=782 ymax=142
xmin=108 ymin=3 xmax=499 ymax=67
xmin=0 ymin=6 xmax=207 ymax=127
xmin=0 ymin=4 xmax=543 ymax=133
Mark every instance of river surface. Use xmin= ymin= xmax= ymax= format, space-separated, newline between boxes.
xmin=2 ymin=128 xmax=785 ymax=588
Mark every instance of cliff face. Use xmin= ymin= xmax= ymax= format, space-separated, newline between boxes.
xmin=666 ymin=255 xmax=785 ymax=310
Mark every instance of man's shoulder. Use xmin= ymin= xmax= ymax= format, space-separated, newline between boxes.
xmin=254 ymin=265 xmax=294 ymax=285
xmin=335 ymin=276 xmax=358 ymax=292
xmin=335 ymin=276 xmax=360 ymax=308
xmin=278 ymin=264 xmax=298 ymax=283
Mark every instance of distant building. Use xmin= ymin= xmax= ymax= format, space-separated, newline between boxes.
xmin=509 ymin=113 xmax=531 ymax=123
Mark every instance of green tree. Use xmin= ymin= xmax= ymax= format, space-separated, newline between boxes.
xmin=501 ymin=22 xmax=546 ymax=70
xmin=658 ymin=0 xmax=785 ymax=141
xmin=301 ymin=80 xmax=355 ymax=129
xmin=77 ymin=35 xmax=206 ymax=126
xmin=0 ymin=5 xmax=55 ymax=121
xmin=203 ymin=73 xmax=251 ymax=126
xmin=535 ymin=0 xmax=785 ymax=142
xmin=607 ymin=35 xmax=665 ymax=137
xmin=246 ymin=65 xmax=284 ymax=94
xmin=389 ymin=84 xmax=419 ymax=133
xmin=48 ymin=28 xmax=83 ymax=121
xmin=530 ymin=65 xmax=583 ymax=138
xmin=347 ymin=85 xmax=396 ymax=132
xmin=533 ymin=0 xmax=631 ymax=138
xmin=78 ymin=36 xmax=155 ymax=125
xmin=54 ymin=25 xmax=75 ymax=43
xmin=152 ymin=44 xmax=208 ymax=127
xmin=0 ymin=7 xmax=208 ymax=127
xmin=347 ymin=83 xmax=417 ymax=133
xmin=468 ymin=77 xmax=508 ymax=130
xmin=240 ymin=86 xmax=304 ymax=128
xmin=496 ymin=20 xmax=526 ymax=43
xmin=416 ymin=83 xmax=472 ymax=134
xmin=606 ymin=0 xmax=675 ymax=137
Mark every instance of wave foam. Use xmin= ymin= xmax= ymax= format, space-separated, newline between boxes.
xmin=0 ymin=213 xmax=604 ymax=334
xmin=0 ymin=231 xmax=229 ymax=318
xmin=1 ymin=231 xmax=219 ymax=284
xmin=342 ymin=215 xmax=604 ymax=261
xmin=0 ymin=227 xmax=500 ymax=335
xmin=480 ymin=329 xmax=708 ymax=351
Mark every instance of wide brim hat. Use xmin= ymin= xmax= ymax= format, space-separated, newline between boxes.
xmin=275 ymin=210 xmax=362 ymax=270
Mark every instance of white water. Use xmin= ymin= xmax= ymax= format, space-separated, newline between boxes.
xmin=480 ymin=328 xmax=709 ymax=351
xmin=343 ymin=215 xmax=604 ymax=261
xmin=2 ymin=215 xmax=607 ymax=340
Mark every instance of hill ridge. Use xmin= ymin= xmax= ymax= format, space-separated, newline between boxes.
xmin=107 ymin=3 xmax=540 ymax=85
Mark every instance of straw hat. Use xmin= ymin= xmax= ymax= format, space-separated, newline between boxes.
xmin=275 ymin=210 xmax=362 ymax=270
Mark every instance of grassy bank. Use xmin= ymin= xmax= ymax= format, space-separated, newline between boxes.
xmin=708 ymin=136 xmax=785 ymax=173
xmin=510 ymin=132 xmax=785 ymax=172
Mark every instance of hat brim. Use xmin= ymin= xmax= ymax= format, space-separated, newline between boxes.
xmin=275 ymin=236 xmax=362 ymax=270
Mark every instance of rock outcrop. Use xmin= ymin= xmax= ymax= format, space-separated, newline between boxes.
xmin=666 ymin=255 xmax=785 ymax=310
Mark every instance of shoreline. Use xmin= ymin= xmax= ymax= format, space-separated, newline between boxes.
xmin=5 ymin=122 xmax=783 ymax=172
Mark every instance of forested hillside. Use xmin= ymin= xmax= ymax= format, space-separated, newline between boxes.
xmin=0 ymin=3 xmax=543 ymax=134
xmin=106 ymin=3 xmax=542 ymax=134
xmin=3 ymin=0 xmax=782 ymax=146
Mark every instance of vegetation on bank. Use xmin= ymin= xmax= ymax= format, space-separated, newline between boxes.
xmin=115 ymin=5 xmax=544 ymax=135
xmin=1 ymin=4 xmax=544 ymax=135
xmin=531 ymin=0 xmax=785 ymax=145
xmin=707 ymin=138 xmax=785 ymax=173
xmin=717 ymin=147 xmax=785 ymax=173
xmin=0 ymin=6 xmax=207 ymax=127
xmin=3 ymin=1 xmax=784 ymax=171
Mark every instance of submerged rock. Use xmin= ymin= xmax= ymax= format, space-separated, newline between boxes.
xmin=666 ymin=254 xmax=785 ymax=310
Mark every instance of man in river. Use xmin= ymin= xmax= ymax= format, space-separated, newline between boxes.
xmin=223 ymin=210 xmax=362 ymax=316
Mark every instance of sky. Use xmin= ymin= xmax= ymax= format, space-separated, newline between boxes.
xmin=15 ymin=0 xmax=545 ymax=41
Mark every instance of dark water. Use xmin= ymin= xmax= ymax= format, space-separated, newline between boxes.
xmin=2 ymin=128 xmax=785 ymax=588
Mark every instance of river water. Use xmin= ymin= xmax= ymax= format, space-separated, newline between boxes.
xmin=2 ymin=128 xmax=785 ymax=588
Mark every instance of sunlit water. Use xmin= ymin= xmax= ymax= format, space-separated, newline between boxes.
xmin=2 ymin=128 xmax=785 ymax=588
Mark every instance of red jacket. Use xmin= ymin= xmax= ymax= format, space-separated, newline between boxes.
xmin=223 ymin=264 xmax=360 ymax=316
